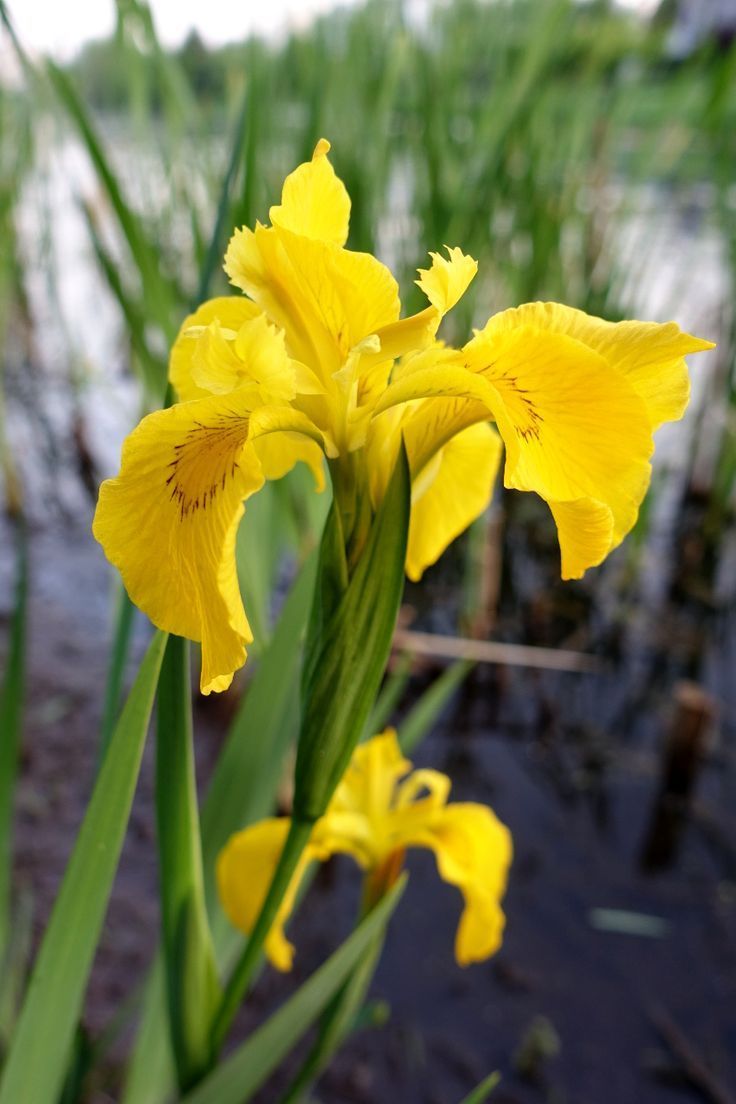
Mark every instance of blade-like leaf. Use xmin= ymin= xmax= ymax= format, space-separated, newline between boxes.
xmin=156 ymin=635 xmax=220 ymax=1090
xmin=459 ymin=1071 xmax=501 ymax=1104
xmin=399 ymin=660 xmax=473 ymax=755
xmin=0 ymin=632 xmax=166 ymax=1104
xmin=183 ymin=878 xmax=406 ymax=1104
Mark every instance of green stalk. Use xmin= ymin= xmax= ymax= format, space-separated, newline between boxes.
xmin=156 ymin=635 xmax=220 ymax=1091
xmin=209 ymin=815 xmax=314 ymax=1055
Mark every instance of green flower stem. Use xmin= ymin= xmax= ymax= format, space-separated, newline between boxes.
xmin=210 ymin=815 xmax=315 ymax=1055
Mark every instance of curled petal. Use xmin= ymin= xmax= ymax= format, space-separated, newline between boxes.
xmin=416 ymin=246 xmax=478 ymax=315
xmin=170 ymin=296 xmax=262 ymax=402
xmin=191 ymin=314 xmax=298 ymax=405
xmin=403 ymin=803 xmax=512 ymax=965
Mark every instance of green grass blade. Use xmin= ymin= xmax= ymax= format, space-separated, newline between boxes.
xmin=156 ymin=636 xmax=220 ymax=1090
xmin=278 ymin=930 xmax=384 ymax=1104
xmin=399 ymin=660 xmax=473 ymax=756
xmin=0 ymin=631 xmax=166 ymax=1104
xmin=364 ymin=652 xmax=412 ymax=738
xmin=183 ymin=878 xmax=406 ymax=1104
xmin=459 ymin=1071 xmax=501 ymax=1104
xmin=99 ymin=582 xmax=137 ymax=762
xmin=0 ymin=520 xmax=27 ymax=956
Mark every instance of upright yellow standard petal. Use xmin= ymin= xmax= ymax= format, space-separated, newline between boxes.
xmin=224 ymin=222 xmax=400 ymax=390
xmin=93 ymin=395 xmax=325 ymax=694
xmin=269 ymin=138 xmax=351 ymax=246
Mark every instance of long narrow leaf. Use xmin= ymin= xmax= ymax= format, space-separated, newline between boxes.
xmin=0 ymin=632 xmax=166 ymax=1104
xmin=183 ymin=878 xmax=406 ymax=1104
xmin=459 ymin=1071 xmax=501 ymax=1104
xmin=156 ymin=636 xmax=220 ymax=1090
xmin=399 ymin=660 xmax=473 ymax=755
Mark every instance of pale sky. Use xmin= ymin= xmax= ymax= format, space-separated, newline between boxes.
xmin=3 ymin=0 xmax=358 ymax=60
xmin=3 ymin=0 xmax=659 ymax=62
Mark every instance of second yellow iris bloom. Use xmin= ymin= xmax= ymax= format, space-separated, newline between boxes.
xmin=217 ymin=729 xmax=512 ymax=970
xmin=93 ymin=139 xmax=713 ymax=693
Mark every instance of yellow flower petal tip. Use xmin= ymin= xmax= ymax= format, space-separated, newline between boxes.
xmin=216 ymin=730 xmax=513 ymax=970
xmin=416 ymin=246 xmax=478 ymax=316
xmin=312 ymin=137 xmax=331 ymax=158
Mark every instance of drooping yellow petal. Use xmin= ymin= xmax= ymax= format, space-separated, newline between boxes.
xmin=406 ymin=422 xmax=502 ymax=582
xmin=487 ymin=302 xmax=714 ymax=429
xmin=400 ymin=803 xmax=512 ymax=966
xmin=170 ymin=296 xmax=262 ymax=402
xmin=217 ymin=819 xmax=316 ymax=971
xmin=549 ymin=498 xmax=614 ymax=580
xmin=463 ymin=321 xmax=654 ymax=572
xmin=416 ymin=246 xmax=478 ymax=315
xmin=269 ymin=138 xmax=351 ymax=247
xmin=93 ymin=395 xmax=326 ymax=694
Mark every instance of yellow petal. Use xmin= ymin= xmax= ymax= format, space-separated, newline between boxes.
xmin=464 ymin=321 xmax=654 ymax=570
xmin=373 ymin=360 xmax=498 ymax=418
xmin=217 ymin=819 xmax=315 ymax=971
xmin=406 ymin=422 xmax=502 ymax=582
xmin=406 ymin=803 xmax=512 ymax=965
xmin=485 ymin=302 xmax=714 ymax=429
xmin=416 ymin=246 xmax=478 ymax=315
xmin=253 ymin=433 xmax=325 ymax=491
xmin=170 ymin=296 xmax=261 ymax=402
xmin=225 ymin=223 xmax=400 ymax=389
xmin=93 ymin=396 xmax=325 ymax=694
xmin=330 ymin=729 xmax=411 ymax=820
xmin=549 ymin=498 xmax=614 ymax=580
xmin=269 ymin=138 xmax=351 ymax=247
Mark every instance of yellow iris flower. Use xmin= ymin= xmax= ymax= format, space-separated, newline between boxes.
xmin=217 ymin=729 xmax=512 ymax=970
xmin=92 ymin=138 xmax=713 ymax=693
